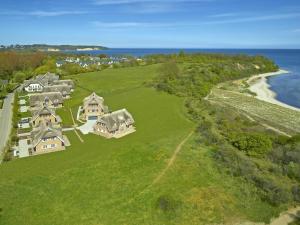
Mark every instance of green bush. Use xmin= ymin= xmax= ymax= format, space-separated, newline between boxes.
xmin=292 ymin=185 xmax=300 ymax=202
xmin=251 ymin=175 xmax=291 ymax=206
xmin=155 ymin=195 xmax=181 ymax=214
xmin=230 ymin=133 xmax=273 ymax=157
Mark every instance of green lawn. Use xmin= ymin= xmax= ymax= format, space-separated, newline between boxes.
xmin=0 ymin=65 xmax=281 ymax=225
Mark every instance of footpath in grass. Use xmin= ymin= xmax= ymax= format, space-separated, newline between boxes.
xmin=0 ymin=65 xmax=282 ymax=225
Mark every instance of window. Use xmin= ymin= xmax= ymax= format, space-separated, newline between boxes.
xmin=43 ymin=145 xmax=47 ymax=149
xmin=51 ymin=144 xmax=56 ymax=148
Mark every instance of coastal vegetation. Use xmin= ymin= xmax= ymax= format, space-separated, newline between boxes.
xmin=151 ymin=53 xmax=299 ymax=209
xmin=0 ymin=52 xmax=299 ymax=225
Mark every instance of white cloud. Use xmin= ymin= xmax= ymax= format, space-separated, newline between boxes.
xmin=204 ymin=13 xmax=300 ymax=24
xmin=92 ymin=13 xmax=300 ymax=30
xmin=93 ymin=0 xmax=214 ymax=5
xmin=93 ymin=0 xmax=214 ymax=13
xmin=209 ymin=13 xmax=239 ymax=18
xmin=0 ymin=10 xmax=87 ymax=17
xmin=92 ymin=21 xmax=175 ymax=28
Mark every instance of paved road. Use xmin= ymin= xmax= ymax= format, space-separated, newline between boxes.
xmin=0 ymin=93 xmax=14 ymax=162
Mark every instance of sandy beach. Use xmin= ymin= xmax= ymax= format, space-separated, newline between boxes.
xmin=247 ymin=69 xmax=300 ymax=112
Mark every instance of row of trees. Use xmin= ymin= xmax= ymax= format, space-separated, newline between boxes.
xmin=153 ymin=53 xmax=278 ymax=99
xmin=0 ymin=51 xmax=46 ymax=80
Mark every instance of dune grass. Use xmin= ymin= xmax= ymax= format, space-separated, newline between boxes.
xmin=209 ymin=87 xmax=300 ymax=134
xmin=0 ymin=65 xmax=281 ymax=225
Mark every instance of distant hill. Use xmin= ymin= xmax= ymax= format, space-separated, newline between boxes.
xmin=0 ymin=44 xmax=108 ymax=52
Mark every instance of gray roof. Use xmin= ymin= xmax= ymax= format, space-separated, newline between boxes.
xmin=29 ymin=92 xmax=63 ymax=107
xmin=32 ymin=105 xmax=57 ymax=121
xmin=84 ymin=92 xmax=104 ymax=105
xmin=36 ymin=72 xmax=59 ymax=84
xmin=53 ymin=79 xmax=75 ymax=89
xmin=31 ymin=125 xmax=64 ymax=147
xmin=23 ymin=78 xmax=46 ymax=88
xmin=97 ymin=109 xmax=134 ymax=132
xmin=43 ymin=85 xmax=71 ymax=96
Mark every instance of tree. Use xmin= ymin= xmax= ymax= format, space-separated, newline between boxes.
xmin=99 ymin=54 xmax=108 ymax=59
xmin=13 ymin=71 xmax=26 ymax=83
xmin=34 ymin=59 xmax=56 ymax=75
xmin=231 ymin=133 xmax=273 ymax=157
xmin=158 ymin=61 xmax=180 ymax=81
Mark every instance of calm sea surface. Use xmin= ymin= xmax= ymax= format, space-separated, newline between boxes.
xmin=71 ymin=48 xmax=300 ymax=108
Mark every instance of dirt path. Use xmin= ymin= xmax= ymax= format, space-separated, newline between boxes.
xmin=207 ymin=97 xmax=293 ymax=138
xmin=269 ymin=207 xmax=300 ymax=225
xmin=69 ymin=108 xmax=84 ymax=143
xmin=122 ymin=130 xmax=194 ymax=206
xmin=244 ymin=114 xmax=291 ymax=137
xmin=151 ymin=130 xmax=194 ymax=186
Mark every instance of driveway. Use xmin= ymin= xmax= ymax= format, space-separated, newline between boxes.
xmin=78 ymin=119 xmax=97 ymax=135
xmin=0 ymin=93 xmax=14 ymax=161
xmin=14 ymin=139 xmax=31 ymax=158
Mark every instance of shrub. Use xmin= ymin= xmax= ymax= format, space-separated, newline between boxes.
xmin=230 ymin=133 xmax=272 ymax=157
xmin=155 ymin=195 xmax=181 ymax=214
xmin=251 ymin=175 xmax=291 ymax=206
xmin=292 ymin=185 xmax=300 ymax=202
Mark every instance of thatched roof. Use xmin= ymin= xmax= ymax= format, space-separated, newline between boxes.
xmin=31 ymin=105 xmax=57 ymax=121
xmin=96 ymin=109 xmax=134 ymax=132
xmin=43 ymin=85 xmax=71 ymax=96
xmin=31 ymin=125 xmax=64 ymax=147
xmin=53 ymin=79 xmax=75 ymax=89
xmin=29 ymin=92 xmax=63 ymax=107
xmin=83 ymin=92 xmax=108 ymax=112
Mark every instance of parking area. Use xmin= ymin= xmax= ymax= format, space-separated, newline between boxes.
xmin=14 ymin=139 xmax=31 ymax=158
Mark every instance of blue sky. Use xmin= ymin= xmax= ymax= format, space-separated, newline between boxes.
xmin=1 ymin=0 xmax=300 ymax=48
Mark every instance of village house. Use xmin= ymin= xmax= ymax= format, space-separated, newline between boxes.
xmin=43 ymin=85 xmax=71 ymax=98
xmin=31 ymin=105 xmax=61 ymax=127
xmin=93 ymin=109 xmax=135 ymax=138
xmin=52 ymin=79 xmax=75 ymax=90
xmin=23 ymin=72 xmax=60 ymax=92
xmin=23 ymin=79 xmax=46 ymax=92
xmin=82 ymin=92 xmax=109 ymax=120
xmin=30 ymin=125 xmax=65 ymax=155
xmin=29 ymin=92 xmax=63 ymax=109
xmin=36 ymin=72 xmax=59 ymax=85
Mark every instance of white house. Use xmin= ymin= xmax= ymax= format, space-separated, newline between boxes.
xmin=24 ymin=81 xmax=45 ymax=92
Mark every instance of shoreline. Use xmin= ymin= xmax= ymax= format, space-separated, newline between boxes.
xmin=247 ymin=69 xmax=300 ymax=112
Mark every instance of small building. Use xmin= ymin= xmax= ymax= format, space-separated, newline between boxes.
xmin=53 ymin=79 xmax=75 ymax=90
xmin=23 ymin=72 xmax=60 ymax=92
xmin=31 ymin=105 xmax=61 ymax=127
xmin=23 ymin=80 xmax=45 ymax=92
xmin=18 ymin=117 xmax=30 ymax=129
xmin=93 ymin=109 xmax=135 ymax=138
xmin=43 ymin=85 xmax=71 ymax=98
xmin=31 ymin=125 xmax=65 ymax=155
xmin=36 ymin=72 xmax=59 ymax=85
xmin=29 ymin=92 xmax=63 ymax=109
xmin=56 ymin=61 xmax=65 ymax=68
xmin=82 ymin=92 xmax=109 ymax=120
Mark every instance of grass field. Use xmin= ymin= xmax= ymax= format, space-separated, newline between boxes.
xmin=0 ymin=65 xmax=282 ymax=225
